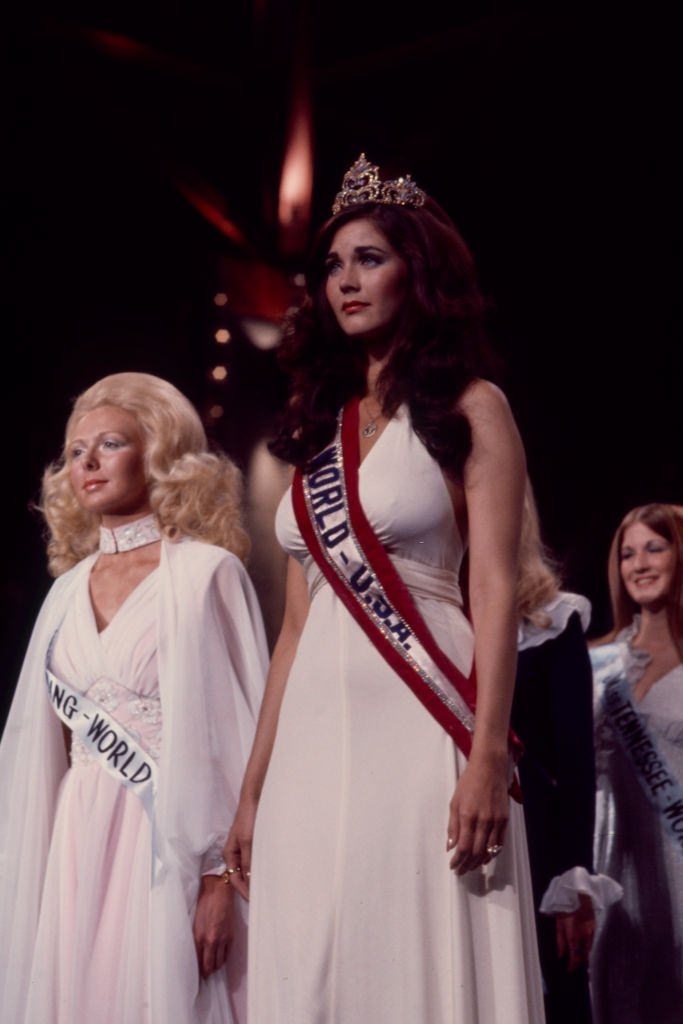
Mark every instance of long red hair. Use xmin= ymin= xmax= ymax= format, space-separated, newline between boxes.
xmin=606 ymin=503 xmax=683 ymax=654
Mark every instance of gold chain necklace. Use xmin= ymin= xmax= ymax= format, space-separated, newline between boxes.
xmin=360 ymin=397 xmax=381 ymax=438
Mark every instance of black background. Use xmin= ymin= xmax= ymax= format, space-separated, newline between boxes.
xmin=4 ymin=3 xmax=681 ymax=723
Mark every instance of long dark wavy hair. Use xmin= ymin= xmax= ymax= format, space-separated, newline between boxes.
xmin=269 ymin=197 xmax=501 ymax=478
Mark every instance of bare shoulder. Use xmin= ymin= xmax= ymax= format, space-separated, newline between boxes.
xmin=457 ymin=379 xmax=523 ymax=467
xmin=456 ymin=378 xmax=515 ymax=424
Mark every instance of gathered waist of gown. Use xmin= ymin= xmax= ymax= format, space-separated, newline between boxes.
xmin=308 ymin=552 xmax=463 ymax=608
xmin=65 ymin=678 xmax=163 ymax=768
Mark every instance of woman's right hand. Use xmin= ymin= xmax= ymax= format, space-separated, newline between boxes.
xmin=223 ymin=798 xmax=258 ymax=900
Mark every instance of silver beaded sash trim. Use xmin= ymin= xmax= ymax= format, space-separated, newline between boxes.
xmin=300 ymin=416 xmax=475 ymax=735
xmin=593 ymin=643 xmax=683 ymax=858
xmin=45 ymin=666 xmax=159 ymax=812
xmin=99 ymin=513 xmax=161 ymax=554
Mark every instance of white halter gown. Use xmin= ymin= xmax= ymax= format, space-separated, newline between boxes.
xmin=248 ymin=407 xmax=545 ymax=1023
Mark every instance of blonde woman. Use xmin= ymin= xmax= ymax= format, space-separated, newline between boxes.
xmin=0 ymin=372 xmax=268 ymax=1024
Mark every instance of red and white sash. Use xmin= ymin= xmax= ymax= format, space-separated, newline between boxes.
xmin=292 ymin=398 xmax=522 ymax=791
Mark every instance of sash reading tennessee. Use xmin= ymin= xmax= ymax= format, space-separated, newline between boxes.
xmin=593 ymin=643 xmax=683 ymax=856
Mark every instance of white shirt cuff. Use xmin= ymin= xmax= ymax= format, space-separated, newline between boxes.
xmin=539 ymin=866 xmax=623 ymax=915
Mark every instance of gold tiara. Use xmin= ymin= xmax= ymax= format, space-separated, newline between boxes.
xmin=331 ymin=153 xmax=427 ymax=215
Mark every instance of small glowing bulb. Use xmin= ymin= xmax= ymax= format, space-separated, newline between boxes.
xmin=215 ymin=328 xmax=231 ymax=344
xmin=211 ymin=365 xmax=228 ymax=381
xmin=213 ymin=292 xmax=228 ymax=306
xmin=209 ymin=404 xmax=224 ymax=419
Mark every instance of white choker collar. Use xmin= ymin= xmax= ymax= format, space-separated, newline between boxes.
xmin=99 ymin=514 xmax=162 ymax=554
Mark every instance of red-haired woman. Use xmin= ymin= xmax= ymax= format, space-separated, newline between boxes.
xmin=590 ymin=503 xmax=683 ymax=1023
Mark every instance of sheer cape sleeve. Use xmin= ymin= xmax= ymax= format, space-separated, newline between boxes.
xmin=150 ymin=538 xmax=268 ymax=1024
xmin=0 ymin=539 xmax=269 ymax=1024
xmin=0 ymin=558 xmax=91 ymax=1022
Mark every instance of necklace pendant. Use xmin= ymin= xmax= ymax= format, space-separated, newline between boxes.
xmin=362 ymin=420 xmax=378 ymax=438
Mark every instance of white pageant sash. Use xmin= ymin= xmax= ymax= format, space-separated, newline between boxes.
xmin=593 ymin=643 xmax=683 ymax=858
xmin=45 ymin=667 xmax=158 ymax=823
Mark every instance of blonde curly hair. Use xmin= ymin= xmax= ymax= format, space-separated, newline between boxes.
xmin=516 ymin=479 xmax=562 ymax=627
xmin=38 ymin=372 xmax=250 ymax=576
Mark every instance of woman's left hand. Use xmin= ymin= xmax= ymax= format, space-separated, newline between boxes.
xmin=192 ymin=873 xmax=235 ymax=979
xmin=447 ymin=752 xmax=509 ymax=875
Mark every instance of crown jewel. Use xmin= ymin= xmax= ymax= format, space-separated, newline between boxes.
xmin=331 ymin=153 xmax=426 ymax=215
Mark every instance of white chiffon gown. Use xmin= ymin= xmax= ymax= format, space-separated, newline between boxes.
xmin=25 ymin=570 xmax=162 ymax=1023
xmin=248 ymin=407 xmax=545 ymax=1023
xmin=0 ymin=539 xmax=268 ymax=1024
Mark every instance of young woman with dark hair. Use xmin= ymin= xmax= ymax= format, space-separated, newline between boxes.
xmin=271 ymin=193 xmax=497 ymax=476
xmin=225 ymin=154 xmax=545 ymax=1023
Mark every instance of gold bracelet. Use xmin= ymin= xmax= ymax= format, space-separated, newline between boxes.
xmin=221 ymin=870 xmax=231 ymax=885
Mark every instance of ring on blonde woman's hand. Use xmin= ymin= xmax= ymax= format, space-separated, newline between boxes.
xmin=486 ymin=844 xmax=503 ymax=857
xmin=226 ymin=866 xmax=241 ymax=875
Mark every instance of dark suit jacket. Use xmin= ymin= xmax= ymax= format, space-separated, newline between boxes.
xmin=511 ymin=609 xmax=596 ymax=1024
